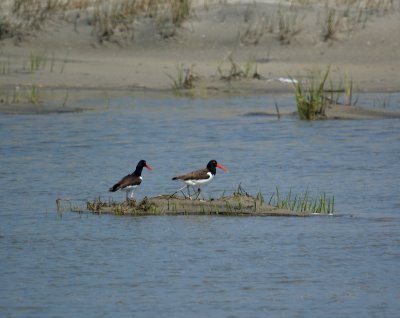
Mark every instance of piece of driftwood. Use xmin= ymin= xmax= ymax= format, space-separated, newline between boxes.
xmin=62 ymin=194 xmax=315 ymax=217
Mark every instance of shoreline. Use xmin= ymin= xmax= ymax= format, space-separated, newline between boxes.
xmin=1 ymin=85 xmax=400 ymax=120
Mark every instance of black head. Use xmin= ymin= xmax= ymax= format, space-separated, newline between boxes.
xmin=207 ymin=160 xmax=218 ymax=169
xmin=206 ymin=160 xmax=228 ymax=175
xmin=133 ymin=160 xmax=153 ymax=175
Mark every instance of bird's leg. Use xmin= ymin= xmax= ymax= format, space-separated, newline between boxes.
xmin=195 ymin=188 xmax=201 ymax=200
xmin=126 ymin=191 xmax=137 ymax=207
xmin=180 ymin=189 xmax=187 ymax=198
xmin=171 ymin=185 xmax=188 ymax=198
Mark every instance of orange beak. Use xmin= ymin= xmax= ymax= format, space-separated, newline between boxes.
xmin=145 ymin=164 xmax=153 ymax=171
xmin=216 ymin=163 xmax=228 ymax=172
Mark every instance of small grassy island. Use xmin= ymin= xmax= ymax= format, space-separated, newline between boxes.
xmin=57 ymin=189 xmax=334 ymax=217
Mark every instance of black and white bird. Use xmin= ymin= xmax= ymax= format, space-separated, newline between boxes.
xmin=109 ymin=160 xmax=152 ymax=200
xmin=172 ymin=160 xmax=228 ymax=199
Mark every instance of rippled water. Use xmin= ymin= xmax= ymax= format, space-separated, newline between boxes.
xmin=1 ymin=93 xmax=400 ymax=317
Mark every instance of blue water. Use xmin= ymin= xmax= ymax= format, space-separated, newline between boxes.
xmin=1 ymin=93 xmax=399 ymax=317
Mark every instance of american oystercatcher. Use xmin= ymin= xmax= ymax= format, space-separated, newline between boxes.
xmin=109 ymin=160 xmax=152 ymax=200
xmin=172 ymin=160 xmax=228 ymax=199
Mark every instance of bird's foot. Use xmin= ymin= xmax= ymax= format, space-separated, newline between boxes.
xmin=169 ymin=191 xmax=179 ymax=198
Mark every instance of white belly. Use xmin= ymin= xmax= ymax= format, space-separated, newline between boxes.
xmin=122 ymin=185 xmax=138 ymax=192
xmin=183 ymin=173 xmax=213 ymax=187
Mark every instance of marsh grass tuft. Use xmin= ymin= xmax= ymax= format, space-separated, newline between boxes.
xmin=170 ymin=0 xmax=191 ymax=26
xmin=86 ymin=196 xmax=108 ymax=212
xmin=256 ymin=191 xmax=264 ymax=207
xmin=233 ymin=183 xmax=250 ymax=197
xmin=373 ymin=95 xmax=391 ymax=108
xmin=291 ymin=66 xmax=330 ymax=120
xmin=0 ymin=83 xmax=44 ymax=105
xmin=320 ymin=7 xmax=341 ymax=41
xmin=166 ymin=63 xmax=198 ymax=89
xmin=30 ymin=84 xmax=40 ymax=104
xmin=292 ymin=66 xmax=359 ymax=120
xmin=326 ymin=70 xmax=358 ymax=106
xmin=270 ymin=187 xmax=334 ymax=215
xmin=344 ymin=73 xmax=358 ymax=105
xmin=18 ymin=51 xmax=68 ymax=74
xmin=30 ymin=51 xmax=47 ymax=72
xmin=59 ymin=49 xmax=70 ymax=74
xmin=0 ymin=55 xmax=11 ymax=75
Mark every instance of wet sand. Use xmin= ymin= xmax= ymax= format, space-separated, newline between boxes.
xmin=244 ymin=103 xmax=400 ymax=120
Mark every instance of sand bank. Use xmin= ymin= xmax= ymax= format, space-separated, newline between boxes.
xmin=1 ymin=1 xmax=399 ymax=112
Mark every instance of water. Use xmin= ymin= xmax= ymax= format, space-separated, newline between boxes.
xmin=1 ymin=93 xmax=400 ymax=317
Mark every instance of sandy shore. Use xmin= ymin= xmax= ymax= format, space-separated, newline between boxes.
xmin=1 ymin=0 xmax=399 ymax=111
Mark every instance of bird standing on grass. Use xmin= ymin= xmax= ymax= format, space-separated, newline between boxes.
xmin=172 ymin=160 xmax=228 ymax=200
xmin=109 ymin=160 xmax=152 ymax=201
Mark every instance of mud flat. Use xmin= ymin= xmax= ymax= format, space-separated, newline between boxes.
xmin=59 ymin=194 xmax=328 ymax=217
xmin=324 ymin=104 xmax=400 ymax=120
xmin=243 ymin=103 xmax=400 ymax=120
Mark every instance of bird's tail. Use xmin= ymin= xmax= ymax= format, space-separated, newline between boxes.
xmin=172 ymin=177 xmax=177 ymax=180
xmin=109 ymin=184 xmax=120 ymax=192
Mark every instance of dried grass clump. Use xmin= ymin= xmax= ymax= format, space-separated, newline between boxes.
xmin=275 ymin=6 xmax=303 ymax=44
xmin=86 ymin=196 xmax=157 ymax=215
xmin=318 ymin=0 xmax=398 ymax=41
xmin=218 ymin=52 xmax=261 ymax=81
xmin=166 ymin=64 xmax=198 ymax=89
xmin=238 ymin=4 xmax=303 ymax=46
xmin=91 ymin=1 xmax=136 ymax=44
xmin=0 ymin=0 xmax=192 ymax=44
xmin=0 ymin=20 xmax=14 ymax=41
xmin=0 ymin=83 xmax=42 ymax=105
xmin=0 ymin=0 xmax=68 ymax=40
xmin=89 ymin=0 xmax=192 ymax=43
xmin=12 ymin=0 xmax=68 ymax=30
